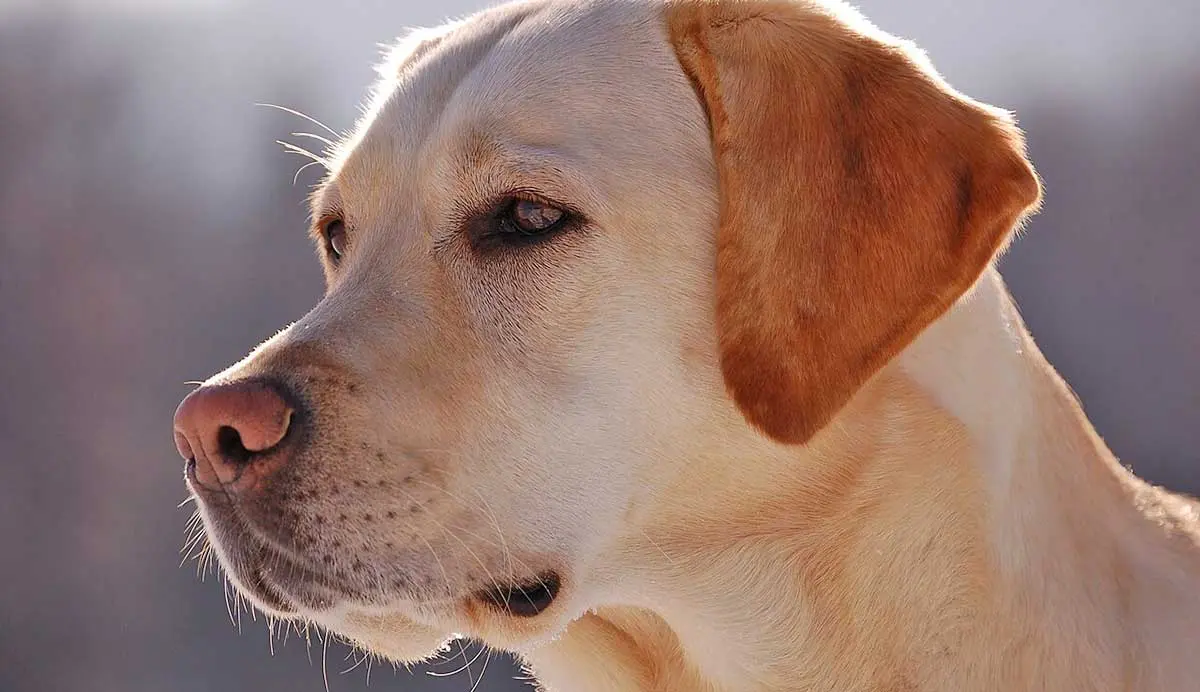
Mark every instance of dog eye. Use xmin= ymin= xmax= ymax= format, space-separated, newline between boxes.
xmin=467 ymin=196 xmax=576 ymax=251
xmin=507 ymin=199 xmax=566 ymax=236
xmin=323 ymin=219 xmax=347 ymax=260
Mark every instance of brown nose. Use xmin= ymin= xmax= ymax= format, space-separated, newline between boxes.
xmin=173 ymin=379 xmax=295 ymax=492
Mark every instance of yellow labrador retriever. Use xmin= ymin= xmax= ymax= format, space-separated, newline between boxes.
xmin=173 ymin=0 xmax=1200 ymax=689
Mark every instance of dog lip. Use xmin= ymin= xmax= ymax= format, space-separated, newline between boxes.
xmin=243 ymin=564 xmax=299 ymax=614
xmin=232 ymin=541 xmax=349 ymax=614
xmin=478 ymin=572 xmax=561 ymax=617
xmin=184 ymin=486 xmax=335 ymax=615
xmin=227 ymin=542 xmax=345 ymax=615
xmin=194 ymin=518 xmax=301 ymax=615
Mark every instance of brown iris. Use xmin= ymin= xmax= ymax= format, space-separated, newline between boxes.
xmin=509 ymin=199 xmax=565 ymax=235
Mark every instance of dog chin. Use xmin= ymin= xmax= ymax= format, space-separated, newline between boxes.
xmin=317 ymin=610 xmax=455 ymax=664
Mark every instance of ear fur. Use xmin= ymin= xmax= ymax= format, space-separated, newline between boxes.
xmin=666 ymin=0 xmax=1042 ymax=444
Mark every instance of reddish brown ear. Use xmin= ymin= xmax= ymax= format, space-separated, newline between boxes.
xmin=667 ymin=0 xmax=1041 ymax=444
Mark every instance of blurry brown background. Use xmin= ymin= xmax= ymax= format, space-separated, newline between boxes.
xmin=0 ymin=1 xmax=1196 ymax=690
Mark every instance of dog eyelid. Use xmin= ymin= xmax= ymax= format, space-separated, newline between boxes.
xmin=316 ymin=214 xmax=348 ymax=262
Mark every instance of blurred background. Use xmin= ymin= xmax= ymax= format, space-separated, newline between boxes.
xmin=0 ymin=0 xmax=1196 ymax=690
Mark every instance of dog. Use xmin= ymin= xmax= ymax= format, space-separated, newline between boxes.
xmin=173 ymin=0 xmax=1200 ymax=689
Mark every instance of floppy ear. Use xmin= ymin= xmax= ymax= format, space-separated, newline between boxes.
xmin=667 ymin=0 xmax=1042 ymax=444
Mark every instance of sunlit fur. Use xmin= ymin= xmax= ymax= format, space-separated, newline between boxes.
xmin=188 ymin=1 xmax=1200 ymax=690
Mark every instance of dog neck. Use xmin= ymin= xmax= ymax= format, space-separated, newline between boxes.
xmin=526 ymin=268 xmax=1200 ymax=691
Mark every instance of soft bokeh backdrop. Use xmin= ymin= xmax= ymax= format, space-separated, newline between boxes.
xmin=1 ymin=0 xmax=1196 ymax=690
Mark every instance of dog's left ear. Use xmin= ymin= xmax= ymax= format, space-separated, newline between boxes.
xmin=667 ymin=0 xmax=1042 ymax=444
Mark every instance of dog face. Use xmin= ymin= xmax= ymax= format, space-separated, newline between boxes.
xmin=175 ymin=0 xmax=1038 ymax=661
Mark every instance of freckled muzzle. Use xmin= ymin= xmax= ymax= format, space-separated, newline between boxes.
xmin=171 ymin=317 xmax=567 ymax=638
xmin=174 ymin=375 xmax=352 ymax=615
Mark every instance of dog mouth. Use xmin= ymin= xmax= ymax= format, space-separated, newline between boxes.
xmin=212 ymin=534 xmax=343 ymax=616
xmin=188 ymin=461 xmax=564 ymax=622
xmin=188 ymin=481 xmax=346 ymax=615
xmin=477 ymin=572 xmax=561 ymax=617
xmin=235 ymin=559 xmax=303 ymax=614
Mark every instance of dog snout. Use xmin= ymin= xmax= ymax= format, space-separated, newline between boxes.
xmin=173 ymin=378 xmax=296 ymax=494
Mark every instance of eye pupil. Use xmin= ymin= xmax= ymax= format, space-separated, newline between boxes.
xmin=325 ymin=219 xmax=346 ymax=259
xmin=510 ymin=199 xmax=564 ymax=235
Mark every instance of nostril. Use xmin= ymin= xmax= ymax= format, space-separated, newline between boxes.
xmin=173 ymin=378 xmax=297 ymax=478
xmin=217 ymin=425 xmax=253 ymax=466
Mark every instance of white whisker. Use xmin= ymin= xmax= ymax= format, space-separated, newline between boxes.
xmin=277 ymin=140 xmax=328 ymax=166
xmin=255 ymin=102 xmax=339 ymax=137
xmin=411 ymin=479 xmax=553 ymax=601
xmin=469 ymin=645 xmax=494 ymax=692
xmin=291 ymin=131 xmax=335 ymax=147
xmin=292 ymin=160 xmax=325 ymax=186
xmin=322 ymin=628 xmax=331 ymax=692
xmin=428 ymin=640 xmax=486 ymax=677
xmin=641 ymin=529 xmax=678 ymax=567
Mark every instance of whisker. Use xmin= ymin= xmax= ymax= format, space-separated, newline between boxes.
xmin=196 ymin=543 xmax=214 ymax=579
xmin=410 ymin=479 xmax=552 ymax=601
xmin=469 ymin=645 xmax=494 ymax=692
xmin=469 ymin=486 xmax=516 ymax=579
xmin=180 ymin=533 xmax=207 ymax=566
xmin=640 ymin=529 xmax=678 ymax=567
xmin=255 ymin=102 xmax=339 ymax=137
xmin=293 ymin=160 xmax=325 ymax=186
xmin=290 ymin=131 xmax=336 ymax=147
xmin=303 ymin=620 xmax=315 ymax=666
xmin=339 ymin=648 xmax=368 ymax=676
xmin=277 ymin=140 xmax=329 ymax=166
xmin=427 ymin=639 xmax=486 ymax=677
xmin=321 ymin=628 xmax=331 ymax=692
xmin=458 ymin=638 xmax=477 ymax=690
xmin=383 ymin=473 xmax=558 ymax=620
xmin=389 ymin=485 xmax=504 ymax=602
xmin=236 ymin=588 xmax=246 ymax=633
xmin=222 ymin=574 xmax=237 ymax=627
xmin=417 ymin=534 xmax=453 ymax=600
xmin=181 ymin=521 xmax=204 ymax=546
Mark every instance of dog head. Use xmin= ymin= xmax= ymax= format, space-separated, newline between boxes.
xmin=174 ymin=0 xmax=1038 ymax=661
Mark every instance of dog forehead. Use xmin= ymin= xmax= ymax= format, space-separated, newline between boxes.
xmin=444 ymin=0 xmax=677 ymax=127
xmin=339 ymin=0 xmax=689 ymax=185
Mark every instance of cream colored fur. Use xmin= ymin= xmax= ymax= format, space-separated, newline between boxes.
xmin=527 ymin=267 xmax=1200 ymax=691
xmin=185 ymin=0 xmax=1200 ymax=689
